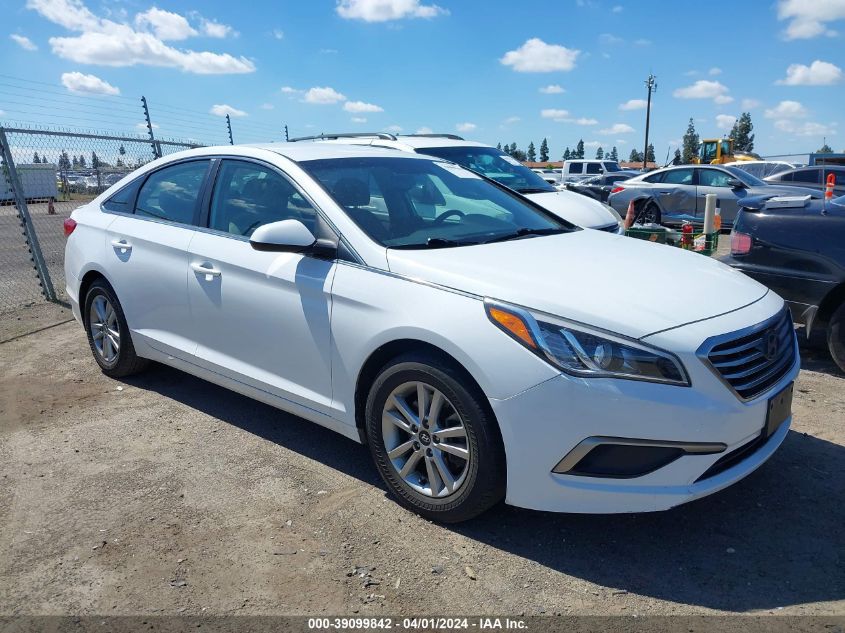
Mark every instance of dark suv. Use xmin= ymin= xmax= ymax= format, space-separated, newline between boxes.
xmin=724 ymin=195 xmax=845 ymax=371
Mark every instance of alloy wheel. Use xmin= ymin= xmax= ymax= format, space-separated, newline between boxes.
xmin=89 ymin=294 xmax=120 ymax=363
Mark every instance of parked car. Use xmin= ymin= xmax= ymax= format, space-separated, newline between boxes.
xmin=764 ymin=165 xmax=845 ymax=196
xmin=65 ymin=143 xmax=798 ymax=522
xmin=565 ymin=172 xmax=637 ymax=203
xmin=723 ymin=194 xmax=845 ymax=371
xmin=607 ymin=164 xmax=821 ymax=227
xmin=308 ymin=133 xmax=623 ymax=233
xmin=724 ymin=160 xmax=798 ymax=179
xmin=561 ymin=159 xmax=624 ymax=183
xmin=531 ymin=168 xmax=560 ymax=185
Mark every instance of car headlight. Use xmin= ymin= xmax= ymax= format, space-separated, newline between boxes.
xmin=485 ymin=301 xmax=689 ymax=386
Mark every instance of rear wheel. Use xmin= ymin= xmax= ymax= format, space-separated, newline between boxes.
xmin=83 ymin=280 xmax=149 ymax=378
xmin=827 ymin=301 xmax=845 ymax=373
xmin=365 ymin=353 xmax=506 ymax=523
xmin=637 ymin=201 xmax=662 ymax=225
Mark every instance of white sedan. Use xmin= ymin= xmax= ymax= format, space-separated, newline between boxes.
xmin=64 ymin=143 xmax=798 ymax=522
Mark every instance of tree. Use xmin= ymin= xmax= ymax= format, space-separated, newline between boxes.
xmin=32 ymin=152 xmax=41 ymax=164
xmin=119 ymin=144 xmax=126 ymax=156
xmin=629 ymin=149 xmax=644 ymax=162
xmin=78 ymin=155 xmax=87 ymax=168
xmin=539 ymin=137 xmax=549 ymax=162
xmin=509 ymin=142 xmax=518 ymax=156
xmin=58 ymin=151 xmax=71 ymax=171
xmin=563 ymin=147 xmax=571 ymax=160
xmin=496 ymin=142 xmax=502 ymax=151
xmin=595 ymin=147 xmax=604 ymax=160
xmin=672 ymin=148 xmax=682 ymax=165
xmin=729 ymin=112 xmax=755 ymax=152
xmin=608 ymin=146 xmax=618 ymax=161
xmin=527 ymin=141 xmax=537 ymax=162
xmin=681 ymin=118 xmax=700 ymax=164
xmin=645 ymin=143 xmax=655 ymax=163
xmin=575 ymin=139 xmax=585 ymax=159
xmin=91 ymin=151 xmax=100 ymax=170
xmin=817 ymin=142 xmax=834 ymax=153
xmin=72 ymin=155 xmax=79 ymax=168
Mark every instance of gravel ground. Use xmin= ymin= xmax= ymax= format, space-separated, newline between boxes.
xmin=0 ymin=304 xmax=843 ymax=617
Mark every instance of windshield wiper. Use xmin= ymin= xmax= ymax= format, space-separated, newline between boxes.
xmin=391 ymin=237 xmax=479 ymax=250
xmin=482 ymin=227 xmax=568 ymax=244
xmin=516 ymin=187 xmax=554 ymax=194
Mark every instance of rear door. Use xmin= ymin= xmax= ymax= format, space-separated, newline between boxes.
xmin=104 ymin=159 xmax=211 ymax=358
xmin=696 ymin=167 xmax=741 ymax=225
xmin=186 ymin=158 xmax=337 ymax=414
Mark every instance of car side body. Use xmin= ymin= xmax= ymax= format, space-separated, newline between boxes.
xmin=764 ymin=165 xmax=845 ymax=197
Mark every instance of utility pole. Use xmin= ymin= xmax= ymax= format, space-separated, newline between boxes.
xmin=642 ymin=73 xmax=657 ymax=171
xmin=226 ymin=114 xmax=234 ymax=145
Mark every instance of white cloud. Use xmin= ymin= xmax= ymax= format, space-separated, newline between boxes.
xmin=10 ymin=34 xmax=38 ymax=50
xmin=336 ymin=0 xmax=448 ymax=22
xmin=500 ymin=38 xmax=579 ymax=72
xmin=599 ymin=33 xmax=623 ymax=46
xmin=618 ymin=98 xmax=647 ymax=110
xmin=583 ymin=141 xmax=601 ymax=149
xmin=343 ymin=100 xmax=384 ymax=113
xmin=416 ymin=126 xmax=433 ymax=134
xmin=708 ymin=67 xmax=722 ymax=76
xmin=765 ymin=100 xmax=808 ymax=118
xmin=777 ymin=0 xmax=845 ymax=39
xmin=673 ymin=80 xmax=731 ymax=104
xmin=539 ymin=84 xmax=565 ymax=94
xmin=741 ymin=98 xmax=761 ymax=109
xmin=351 ymin=117 xmax=367 ymax=123
xmin=502 ymin=116 xmax=521 ymax=125
xmin=715 ymin=114 xmax=736 ymax=130
xmin=26 ymin=0 xmax=255 ymax=74
xmin=60 ymin=71 xmax=120 ymax=95
xmin=135 ymin=7 xmax=196 ymax=40
xmin=201 ymin=19 xmax=236 ymax=38
xmin=776 ymin=60 xmax=843 ymax=85
xmin=612 ymin=5 xmax=623 ymax=12
xmin=774 ymin=119 xmax=837 ymax=136
xmin=385 ymin=124 xmax=403 ymax=133
xmin=273 ymin=29 xmax=284 ymax=40
xmin=541 ymin=108 xmax=570 ymax=120
xmin=320 ymin=48 xmax=338 ymax=54
xmin=599 ymin=123 xmax=635 ymax=135
xmin=210 ymin=104 xmax=246 ymax=117
xmin=570 ymin=117 xmax=598 ymax=125
xmin=302 ymin=86 xmax=346 ymax=104
xmin=633 ymin=38 xmax=651 ymax=45
xmin=281 ymin=86 xmax=301 ymax=94
xmin=456 ymin=122 xmax=476 ymax=133
xmin=259 ymin=103 xmax=274 ymax=110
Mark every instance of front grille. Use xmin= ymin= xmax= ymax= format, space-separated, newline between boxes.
xmin=702 ymin=309 xmax=796 ymax=401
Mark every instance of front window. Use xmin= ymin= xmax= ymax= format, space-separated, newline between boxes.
xmin=414 ymin=146 xmax=554 ymax=194
xmin=698 ymin=168 xmax=733 ymax=188
xmin=661 ymin=168 xmax=695 ymax=185
xmin=586 ymin=163 xmax=602 ymax=175
xmin=603 ymin=162 xmax=621 ymax=172
xmin=701 ymin=141 xmax=717 ymax=163
xmin=302 ymin=157 xmax=572 ymax=249
xmin=724 ymin=166 xmax=765 ymax=186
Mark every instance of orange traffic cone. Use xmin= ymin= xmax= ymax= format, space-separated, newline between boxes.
xmin=825 ymin=173 xmax=836 ymax=200
xmin=47 ymin=198 xmax=56 ymax=215
xmin=624 ymin=200 xmax=635 ymax=229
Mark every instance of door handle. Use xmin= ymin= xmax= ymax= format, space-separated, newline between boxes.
xmin=111 ymin=238 xmax=132 ymax=252
xmin=191 ymin=262 xmax=222 ymax=278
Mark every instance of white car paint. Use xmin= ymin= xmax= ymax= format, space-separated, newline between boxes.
xmin=65 ymin=142 xmax=798 ymax=515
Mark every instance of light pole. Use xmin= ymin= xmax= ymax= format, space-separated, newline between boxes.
xmin=643 ymin=73 xmax=657 ymax=171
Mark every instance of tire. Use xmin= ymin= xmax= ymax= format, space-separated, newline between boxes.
xmin=638 ymin=201 xmax=662 ymax=225
xmin=83 ymin=279 xmax=149 ymax=378
xmin=364 ymin=353 xmax=506 ymax=523
xmin=827 ymin=301 xmax=845 ymax=373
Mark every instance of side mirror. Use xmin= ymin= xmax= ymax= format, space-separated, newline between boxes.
xmin=727 ymin=177 xmax=746 ymax=188
xmin=249 ymin=219 xmax=316 ymax=252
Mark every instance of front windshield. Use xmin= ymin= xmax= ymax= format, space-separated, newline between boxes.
xmin=414 ymin=146 xmax=555 ymax=194
xmin=302 ymin=156 xmax=572 ymax=249
xmin=724 ymin=166 xmax=765 ymax=186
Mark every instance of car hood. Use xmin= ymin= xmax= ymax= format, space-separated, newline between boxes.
xmin=386 ymin=229 xmax=769 ymax=339
xmin=524 ymin=191 xmax=620 ymax=229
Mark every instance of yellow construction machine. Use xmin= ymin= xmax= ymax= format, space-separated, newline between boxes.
xmin=693 ymin=138 xmax=760 ymax=164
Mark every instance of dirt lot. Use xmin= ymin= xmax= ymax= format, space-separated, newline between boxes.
xmin=0 ymin=303 xmax=843 ymax=617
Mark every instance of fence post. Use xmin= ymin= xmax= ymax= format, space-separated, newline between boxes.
xmin=0 ymin=126 xmax=57 ymax=302
xmin=226 ymin=114 xmax=234 ymax=145
xmin=141 ymin=96 xmax=161 ymax=159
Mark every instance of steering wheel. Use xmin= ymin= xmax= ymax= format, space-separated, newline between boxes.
xmin=431 ymin=209 xmax=466 ymax=225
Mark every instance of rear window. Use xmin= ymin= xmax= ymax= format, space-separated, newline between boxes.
xmin=568 ymin=163 xmax=583 ymax=174
xmin=102 ymin=179 xmax=141 ymax=213
xmin=586 ymin=163 xmax=602 ymax=174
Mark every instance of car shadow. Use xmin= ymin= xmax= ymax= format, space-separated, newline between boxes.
xmin=121 ymin=365 xmax=844 ymax=613
xmin=797 ymin=328 xmax=844 ymax=376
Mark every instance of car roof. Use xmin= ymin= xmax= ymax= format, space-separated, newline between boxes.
xmin=311 ymin=135 xmax=491 ymax=152
xmin=162 ymin=142 xmax=439 ymax=164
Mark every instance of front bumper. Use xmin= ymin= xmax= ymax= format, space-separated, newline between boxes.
xmin=490 ymin=291 xmax=799 ymax=514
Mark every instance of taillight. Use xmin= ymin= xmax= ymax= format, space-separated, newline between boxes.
xmin=63 ymin=217 xmax=77 ymax=237
xmin=730 ymin=230 xmax=752 ymax=256
xmin=610 ymin=186 xmax=625 ymax=194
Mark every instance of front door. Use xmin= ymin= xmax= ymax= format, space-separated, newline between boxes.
xmin=186 ymin=159 xmax=336 ymax=414
xmin=696 ymin=168 xmax=741 ymax=225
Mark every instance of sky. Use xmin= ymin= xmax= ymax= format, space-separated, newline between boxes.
xmin=1 ymin=0 xmax=844 ymax=160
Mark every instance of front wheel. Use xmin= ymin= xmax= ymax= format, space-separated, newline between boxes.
xmin=365 ymin=354 xmax=506 ymax=523
xmin=827 ymin=301 xmax=845 ymax=373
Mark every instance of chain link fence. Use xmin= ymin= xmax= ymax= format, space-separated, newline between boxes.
xmin=0 ymin=125 xmax=200 ymax=312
